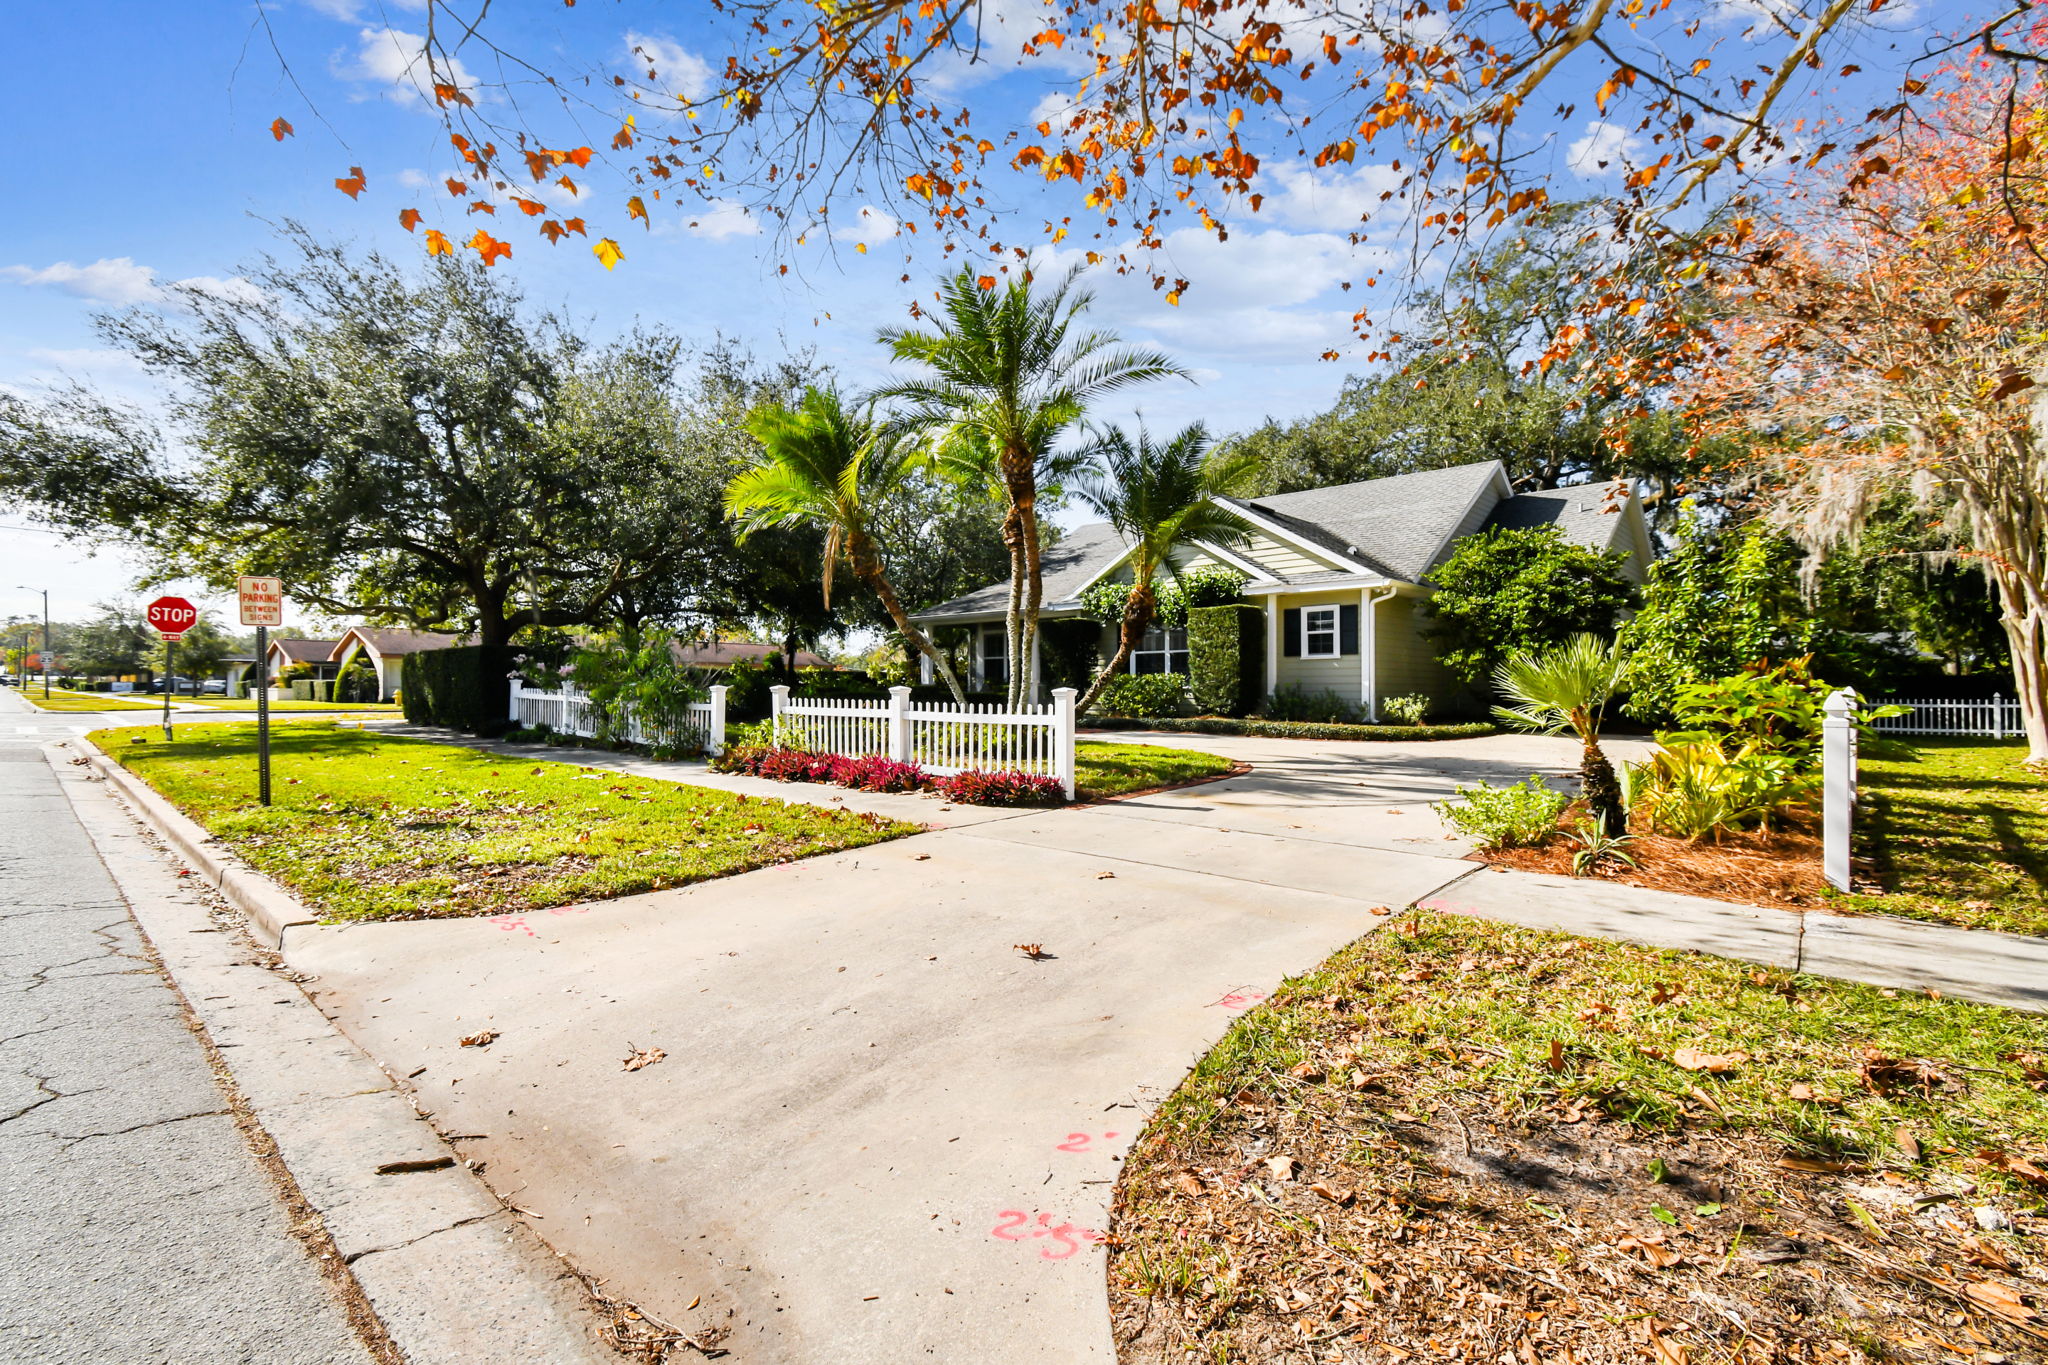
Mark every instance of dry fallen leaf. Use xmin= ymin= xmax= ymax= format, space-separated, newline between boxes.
xmin=1618 ymin=1234 xmax=1684 ymax=1269
xmin=1369 ymin=905 xmax=1394 ymax=916
xmin=913 ymin=853 xmax=931 ymax=861
xmin=1308 ymin=1180 xmax=1354 ymax=1206
xmin=1672 ymin=1047 xmax=1749 ymax=1074
xmin=1172 ymin=1170 xmax=1206 ymax=1197
xmin=1895 ymin=1126 xmax=1923 ymax=1161
xmin=1014 ymin=943 xmax=1049 ymax=959
xmin=1777 ymin=1156 xmax=1853 ymax=1174
xmin=459 ymin=1030 xmax=499 ymax=1048
xmin=1095 ymin=870 xmax=1116 ymax=880
xmin=1261 ymin=1155 xmax=1298 ymax=1182
xmin=1962 ymin=1280 xmax=2036 ymax=1321
xmin=621 ymin=1044 xmax=666 ymax=1072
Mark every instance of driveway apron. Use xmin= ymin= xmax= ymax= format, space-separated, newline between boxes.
xmin=283 ymin=734 xmax=1597 ymax=1363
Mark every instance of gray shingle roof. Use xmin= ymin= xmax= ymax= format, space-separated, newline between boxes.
xmin=1482 ymin=484 xmax=1632 ymax=556
xmin=916 ymin=520 xmax=1130 ymax=619
xmin=1233 ymin=461 xmax=1506 ymax=582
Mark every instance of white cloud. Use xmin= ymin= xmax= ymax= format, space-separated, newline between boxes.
xmin=1256 ymin=162 xmax=1412 ymax=233
xmin=833 ymin=205 xmax=900 ymax=248
xmin=677 ymin=200 xmax=760 ymax=240
xmin=395 ymin=168 xmax=432 ymax=189
xmin=337 ymin=27 xmax=479 ymax=107
xmin=1566 ymin=120 xmax=1643 ymax=176
xmin=1 ymin=257 xmax=262 ymax=311
xmin=22 ymin=347 xmax=146 ymax=374
xmin=623 ymin=31 xmax=714 ymax=101
xmin=0 ymin=257 xmax=160 ymax=305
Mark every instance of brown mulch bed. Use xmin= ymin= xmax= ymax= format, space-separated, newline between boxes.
xmin=1108 ymin=913 xmax=2048 ymax=1365
xmin=1476 ymin=821 xmax=1835 ymax=908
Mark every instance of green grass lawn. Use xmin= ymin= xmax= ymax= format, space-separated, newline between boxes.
xmin=180 ymin=697 xmax=403 ymax=712
xmin=17 ymin=688 xmax=165 ymax=712
xmin=1836 ymin=738 xmax=2048 ymax=938
xmin=1111 ymin=911 xmax=2048 ymax=1362
xmin=92 ymin=721 xmax=916 ymax=922
xmin=1072 ymin=740 xmax=1235 ymax=799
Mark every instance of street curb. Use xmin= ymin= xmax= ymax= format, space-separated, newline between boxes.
xmin=43 ymin=741 xmax=619 ymax=1365
xmin=72 ymin=735 xmax=316 ymax=948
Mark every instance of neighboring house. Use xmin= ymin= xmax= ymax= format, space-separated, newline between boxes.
xmin=909 ymin=459 xmax=1655 ymax=718
xmin=221 ymin=655 xmax=258 ymax=698
xmin=265 ymin=638 xmax=342 ymax=689
xmin=329 ymin=627 xmax=464 ymax=702
xmin=670 ymin=638 xmax=833 ymax=672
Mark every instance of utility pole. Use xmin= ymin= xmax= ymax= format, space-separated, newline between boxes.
xmin=16 ymin=587 xmax=50 ymax=698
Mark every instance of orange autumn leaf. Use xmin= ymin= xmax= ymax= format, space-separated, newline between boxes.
xmin=564 ymin=146 xmax=593 ymax=168
xmin=539 ymin=219 xmax=567 ymax=244
xmin=593 ymin=237 xmax=625 ymax=269
xmin=627 ymin=194 xmax=649 ymax=225
xmin=334 ymin=167 xmax=367 ymax=199
xmin=423 ymin=228 xmax=455 ymax=257
xmin=432 ymin=82 xmax=474 ymax=109
xmin=513 ymin=198 xmax=547 ymax=217
xmin=398 ymin=208 xmax=422 ymax=232
xmin=467 ymin=230 xmax=512 ymax=266
xmin=270 ymin=117 xmax=294 ymax=141
xmin=562 ymin=217 xmax=588 ymax=236
xmin=975 ymin=274 xmax=997 ymax=290
xmin=444 ymin=178 xmax=469 ymax=197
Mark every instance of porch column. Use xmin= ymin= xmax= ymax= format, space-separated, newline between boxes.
xmin=919 ymin=650 xmax=933 ymax=686
xmin=1360 ymin=587 xmax=1377 ymax=722
xmin=1264 ymin=597 xmax=1278 ymax=701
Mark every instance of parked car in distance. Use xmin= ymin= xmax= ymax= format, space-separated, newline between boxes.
xmin=108 ymin=680 xmax=138 ymax=693
xmin=201 ymin=678 xmax=227 ymax=694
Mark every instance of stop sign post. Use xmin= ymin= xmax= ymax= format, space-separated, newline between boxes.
xmin=238 ymin=578 xmax=283 ymax=806
xmin=146 ymin=596 xmax=196 ymax=739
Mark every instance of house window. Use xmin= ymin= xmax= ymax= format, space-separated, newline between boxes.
xmin=1129 ymin=626 xmax=1189 ymax=676
xmin=1302 ymin=607 xmax=1339 ymax=658
xmin=979 ymin=627 xmax=1008 ymax=686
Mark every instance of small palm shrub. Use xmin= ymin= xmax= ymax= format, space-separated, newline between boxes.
xmin=1436 ymin=775 xmax=1569 ymax=849
xmin=1091 ymin=672 xmax=1191 ymax=718
xmin=1261 ymin=683 xmax=1361 ymax=725
xmin=1492 ymin=634 xmax=1627 ymax=836
xmin=1382 ymin=694 xmax=1430 ymax=726
xmin=935 ymin=769 xmax=1066 ymax=806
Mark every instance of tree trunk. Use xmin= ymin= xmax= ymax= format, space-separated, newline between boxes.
xmin=848 ymin=531 xmax=969 ymax=705
xmin=1993 ymin=581 xmax=2048 ymax=766
xmin=1580 ymin=739 xmax=1626 ymax=837
xmin=998 ymin=442 xmax=1043 ymax=711
xmin=1077 ymin=580 xmax=1154 ymax=715
xmin=473 ymin=582 xmax=510 ymax=649
xmin=999 ymin=500 xmax=1028 ymax=709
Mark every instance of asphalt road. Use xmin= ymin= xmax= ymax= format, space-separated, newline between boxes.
xmin=0 ymin=691 xmax=375 ymax=1365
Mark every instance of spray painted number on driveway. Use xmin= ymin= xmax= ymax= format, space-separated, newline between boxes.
xmin=989 ymin=1210 xmax=1106 ymax=1259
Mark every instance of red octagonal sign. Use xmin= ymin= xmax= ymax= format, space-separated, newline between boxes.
xmin=147 ymin=595 xmax=198 ymax=641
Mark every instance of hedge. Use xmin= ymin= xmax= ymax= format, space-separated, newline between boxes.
xmin=1081 ymin=714 xmax=1498 ymax=742
xmin=401 ymin=644 xmax=519 ymax=734
xmin=1187 ymin=603 xmax=1264 ymax=717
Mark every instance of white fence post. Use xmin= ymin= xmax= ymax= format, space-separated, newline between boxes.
xmin=769 ymin=684 xmax=789 ymax=748
xmin=707 ymin=684 xmax=729 ymax=756
xmin=1823 ymin=687 xmax=1858 ymax=893
xmin=508 ymin=678 xmax=521 ymax=727
xmin=887 ymin=686 xmax=912 ymax=763
xmin=1052 ymin=686 xmax=1078 ymax=801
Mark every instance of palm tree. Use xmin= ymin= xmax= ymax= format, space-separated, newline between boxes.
xmin=880 ymin=267 xmax=1185 ymax=708
xmin=726 ymin=386 xmax=969 ymax=704
xmin=1074 ymin=422 xmax=1258 ymax=713
xmin=1493 ymin=633 xmax=1629 ymax=836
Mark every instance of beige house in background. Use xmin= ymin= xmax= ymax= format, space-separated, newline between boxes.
xmin=909 ymin=460 xmax=1655 ymax=719
xmin=330 ymin=627 xmax=463 ymax=701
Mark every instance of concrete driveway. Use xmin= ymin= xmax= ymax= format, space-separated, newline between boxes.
xmin=284 ymin=731 xmax=1612 ymax=1363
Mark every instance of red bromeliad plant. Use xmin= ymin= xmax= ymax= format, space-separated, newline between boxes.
xmin=1678 ymin=41 xmax=2048 ymax=764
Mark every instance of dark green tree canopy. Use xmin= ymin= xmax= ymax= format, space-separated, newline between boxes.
xmin=0 ymin=228 xmax=733 ymax=648
xmin=1423 ymin=525 xmax=1638 ymax=689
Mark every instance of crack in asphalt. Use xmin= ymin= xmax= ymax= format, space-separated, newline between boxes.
xmin=58 ymin=1107 xmax=235 ymax=1149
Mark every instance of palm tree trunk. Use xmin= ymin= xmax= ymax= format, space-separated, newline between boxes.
xmin=1077 ymin=581 xmax=1153 ymax=715
xmin=999 ymin=444 xmax=1042 ymax=710
xmin=1580 ymin=739 xmax=1625 ymax=836
xmin=999 ymin=502 xmax=1028 ymax=709
xmin=849 ymin=531 xmax=969 ymax=705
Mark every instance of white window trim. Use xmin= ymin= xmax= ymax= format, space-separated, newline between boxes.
xmin=1301 ymin=607 xmax=1339 ymax=659
xmin=1127 ymin=626 xmax=1190 ymax=675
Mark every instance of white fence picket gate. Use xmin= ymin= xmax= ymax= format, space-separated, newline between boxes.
xmin=771 ymin=684 xmax=1077 ymax=799
xmin=1869 ymin=696 xmax=2024 ymax=739
xmin=507 ymin=681 xmax=727 ymax=756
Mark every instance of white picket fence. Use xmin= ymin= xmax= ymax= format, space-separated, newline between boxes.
xmin=508 ymin=682 xmax=727 ymax=756
xmin=1869 ymin=696 xmax=2025 ymax=738
xmin=772 ymin=684 xmax=1078 ymax=799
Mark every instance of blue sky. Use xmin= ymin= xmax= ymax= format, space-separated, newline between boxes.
xmin=1 ymin=0 xmax=1944 ymax=629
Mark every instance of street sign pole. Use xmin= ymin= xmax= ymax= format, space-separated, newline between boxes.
xmin=255 ymin=625 xmax=271 ymax=805
xmin=238 ymin=578 xmax=282 ymax=808
xmin=162 ymin=636 xmax=175 ymax=740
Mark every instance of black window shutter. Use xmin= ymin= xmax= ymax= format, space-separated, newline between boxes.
xmin=1281 ymin=608 xmax=1301 ymax=658
xmin=1339 ymin=604 xmax=1360 ymax=655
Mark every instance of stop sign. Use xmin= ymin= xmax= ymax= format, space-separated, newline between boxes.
xmin=146 ymin=596 xmax=198 ymax=641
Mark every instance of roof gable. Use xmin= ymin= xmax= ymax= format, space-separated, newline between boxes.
xmin=1236 ymin=461 xmax=1509 ymax=583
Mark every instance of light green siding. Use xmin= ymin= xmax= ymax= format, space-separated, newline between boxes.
xmin=1373 ymin=593 xmax=1465 ymax=717
xmin=1270 ymin=589 xmax=1369 ymax=712
xmin=1238 ymin=532 xmax=1337 ymax=580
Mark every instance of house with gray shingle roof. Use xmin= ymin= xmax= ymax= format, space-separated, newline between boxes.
xmin=910 ymin=459 xmax=1653 ymax=718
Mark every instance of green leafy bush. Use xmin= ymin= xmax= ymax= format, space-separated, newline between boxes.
xmin=1186 ymin=603 xmax=1263 ymax=716
xmin=1079 ymin=566 xmax=1248 ymax=628
xmin=1090 ymin=671 xmax=1190 ymax=718
xmin=1382 ymin=693 xmax=1430 ymax=726
xmin=1261 ymin=683 xmax=1361 ymax=725
xmin=721 ymin=654 xmax=778 ymax=722
xmin=568 ymin=637 xmax=709 ymax=757
xmin=1423 ymin=525 xmax=1636 ymax=688
xmin=1627 ymin=740 xmax=1819 ymax=841
xmin=1436 ymin=775 xmax=1569 ymax=849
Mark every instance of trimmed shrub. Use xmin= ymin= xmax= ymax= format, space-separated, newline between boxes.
xmin=837 ymin=754 xmax=929 ymax=793
xmin=721 ymin=655 xmax=779 ymax=722
xmin=1082 ymin=714 xmax=1496 ymax=742
xmin=1261 ymin=682 xmax=1361 ymax=725
xmin=1187 ymin=603 xmax=1263 ymax=716
xmin=934 ymin=769 xmax=1066 ymax=806
xmin=1436 ymin=775 xmax=1569 ymax=849
xmin=1091 ymin=671 xmax=1190 ymax=718
xmin=1382 ymin=694 xmax=1431 ymax=726
xmin=400 ymin=644 xmax=519 ymax=735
